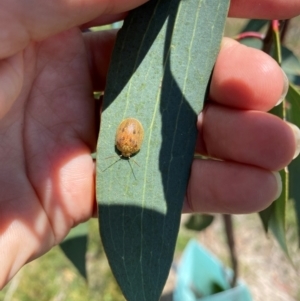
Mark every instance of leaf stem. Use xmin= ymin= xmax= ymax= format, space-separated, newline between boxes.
xmin=222 ymin=214 xmax=238 ymax=287
xmin=234 ymin=31 xmax=265 ymax=41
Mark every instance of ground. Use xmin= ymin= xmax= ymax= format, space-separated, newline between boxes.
xmin=162 ymin=212 xmax=300 ymax=301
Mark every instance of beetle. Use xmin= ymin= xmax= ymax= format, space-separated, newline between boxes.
xmin=115 ymin=118 xmax=144 ymax=158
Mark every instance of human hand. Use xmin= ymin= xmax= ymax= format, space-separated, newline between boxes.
xmin=0 ymin=0 xmax=149 ymax=288
xmin=0 ymin=0 xmax=300 ymax=290
xmin=185 ymin=0 xmax=300 ymax=213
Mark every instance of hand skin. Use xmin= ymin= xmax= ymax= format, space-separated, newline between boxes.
xmin=1 ymin=0 xmax=300 ymax=289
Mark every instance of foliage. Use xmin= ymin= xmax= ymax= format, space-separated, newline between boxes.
xmin=185 ymin=214 xmax=215 ymax=232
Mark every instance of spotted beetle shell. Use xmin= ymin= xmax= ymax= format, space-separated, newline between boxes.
xmin=115 ymin=118 xmax=144 ymax=157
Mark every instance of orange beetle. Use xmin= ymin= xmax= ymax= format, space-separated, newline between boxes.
xmin=115 ymin=118 xmax=144 ymax=158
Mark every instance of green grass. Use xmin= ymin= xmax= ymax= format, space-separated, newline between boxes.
xmin=0 ymin=217 xmax=194 ymax=301
xmin=0 ymin=219 xmax=124 ymax=301
xmin=1 ymin=212 xmax=300 ymax=300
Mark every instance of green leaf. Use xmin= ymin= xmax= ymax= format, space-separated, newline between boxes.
xmin=259 ymin=204 xmax=273 ymax=232
xmin=286 ymin=83 xmax=300 ymax=246
xmin=259 ymin=169 xmax=289 ymax=254
xmin=269 ymin=170 xmax=289 ymax=254
xmin=60 ymin=222 xmax=88 ymax=279
xmin=241 ymin=19 xmax=268 ymax=33
xmin=281 ymin=46 xmax=300 ymax=85
xmin=259 ymin=103 xmax=289 ymax=254
xmin=184 ymin=214 xmax=214 ymax=231
xmin=239 ymin=37 xmax=263 ymax=50
xmin=259 ymin=27 xmax=289 ymax=256
xmin=281 ymin=46 xmax=300 ymax=75
xmin=96 ymin=0 xmax=229 ymax=300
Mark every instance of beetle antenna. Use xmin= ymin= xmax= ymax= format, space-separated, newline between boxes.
xmin=102 ymin=157 xmax=121 ymax=172
xmin=128 ymin=159 xmax=137 ymax=180
xmin=129 ymin=157 xmax=140 ymax=167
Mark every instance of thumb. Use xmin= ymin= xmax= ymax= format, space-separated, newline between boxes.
xmin=0 ymin=0 xmax=148 ymax=59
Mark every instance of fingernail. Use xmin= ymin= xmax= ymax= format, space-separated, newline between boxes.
xmin=272 ymin=171 xmax=282 ymax=200
xmin=275 ymin=69 xmax=289 ymax=106
xmin=286 ymin=122 xmax=300 ymax=159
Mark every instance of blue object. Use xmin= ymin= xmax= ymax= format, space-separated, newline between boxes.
xmin=174 ymin=240 xmax=252 ymax=301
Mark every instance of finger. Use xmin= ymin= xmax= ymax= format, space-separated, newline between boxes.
xmin=196 ymin=104 xmax=298 ymax=171
xmin=0 ymin=0 xmax=148 ymax=58
xmin=84 ymin=30 xmax=117 ymax=91
xmin=210 ymin=38 xmax=288 ymax=112
xmin=0 ymin=185 xmax=52 ymax=288
xmin=184 ymin=159 xmax=282 ymax=214
xmin=23 ymin=29 xmax=97 ymax=235
xmin=0 ymin=117 xmax=55 ymax=288
xmin=229 ymin=0 xmax=300 ymax=19
xmin=0 ymin=52 xmax=24 ymax=119
xmin=0 ymin=153 xmax=96 ymax=289
xmin=0 ymin=28 xmax=97 ymax=288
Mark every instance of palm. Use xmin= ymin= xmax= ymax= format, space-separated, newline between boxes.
xmin=0 ymin=28 xmax=95 ymax=269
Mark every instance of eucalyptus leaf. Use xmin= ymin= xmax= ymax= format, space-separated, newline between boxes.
xmin=239 ymin=37 xmax=263 ymax=50
xmin=259 ymin=101 xmax=289 ymax=255
xmin=185 ymin=214 xmax=214 ymax=232
xmin=241 ymin=19 xmax=268 ymax=33
xmin=282 ymin=46 xmax=300 ymax=76
xmin=286 ymin=74 xmax=300 ymax=86
xmin=60 ymin=222 xmax=88 ymax=279
xmin=268 ymin=170 xmax=289 ymax=255
xmin=286 ymin=83 xmax=300 ymax=246
xmin=259 ymin=205 xmax=272 ymax=233
xmin=96 ymin=0 xmax=229 ymax=300
xmin=259 ymin=169 xmax=289 ymax=255
xmin=281 ymin=46 xmax=300 ymax=86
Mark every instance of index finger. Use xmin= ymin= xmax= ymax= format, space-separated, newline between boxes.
xmin=209 ymin=38 xmax=288 ymax=111
xmin=229 ymin=0 xmax=300 ymax=19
